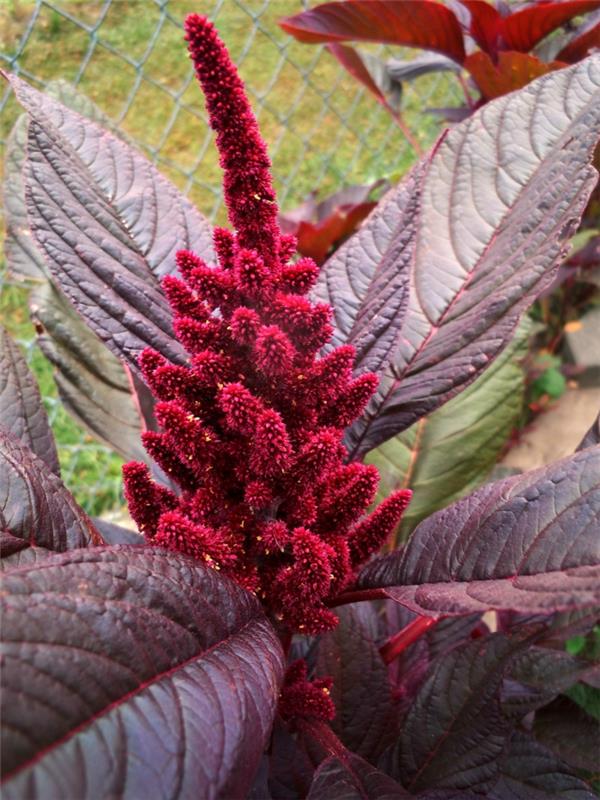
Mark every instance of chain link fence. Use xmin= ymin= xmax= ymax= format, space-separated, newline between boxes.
xmin=0 ymin=0 xmax=461 ymax=514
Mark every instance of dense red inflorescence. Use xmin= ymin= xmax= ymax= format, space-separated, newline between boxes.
xmin=123 ymin=13 xmax=411 ymax=636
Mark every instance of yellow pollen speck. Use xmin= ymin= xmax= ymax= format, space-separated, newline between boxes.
xmin=322 ymin=687 xmax=330 ymax=695
xmin=256 ymin=536 xmax=263 ymax=542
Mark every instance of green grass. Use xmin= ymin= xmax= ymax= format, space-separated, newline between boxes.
xmin=0 ymin=0 xmax=459 ymax=514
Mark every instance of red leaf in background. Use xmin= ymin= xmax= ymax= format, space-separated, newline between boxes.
xmin=556 ymin=16 xmax=600 ymax=62
xmin=465 ymin=50 xmax=567 ymax=99
xmin=279 ymin=182 xmax=386 ymax=265
xmin=327 ymin=43 xmax=388 ymax=106
xmin=280 ymin=0 xmax=466 ymax=64
xmin=460 ymin=0 xmax=502 ymax=56
xmin=499 ymin=0 xmax=600 ymax=53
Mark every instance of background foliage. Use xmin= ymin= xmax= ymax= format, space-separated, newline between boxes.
xmin=0 ymin=0 xmax=461 ymax=513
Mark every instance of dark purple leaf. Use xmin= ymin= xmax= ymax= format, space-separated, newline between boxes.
xmin=0 ymin=431 xmax=102 ymax=566
xmin=355 ymin=447 xmax=600 ymax=615
xmin=317 ymin=57 xmax=600 ymax=457
xmin=487 ymin=732 xmax=596 ymax=799
xmin=29 ymin=282 xmax=147 ymax=462
xmin=382 ymin=634 xmax=525 ymax=793
xmin=0 ymin=326 xmax=59 ymax=474
xmin=3 ymin=115 xmax=46 ymax=281
xmin=501 ymin=646 xmax=599 ymax=716
xmin=315 ymin=603 xmax=397 ymax=762
xmin=1 ymin=546 xmax=285 ymax=799
xmin=534 ymin=696 xmax=600 ymax=773
xmin=4 ymin=72 xmax=214 ymax=372
xmin=307 ymin=752 xmax=411 ymax=799
xmin=280 ymin=1 xmax=467 ymax=64
xmin=268 ymin=719 xmax=319 ymax=799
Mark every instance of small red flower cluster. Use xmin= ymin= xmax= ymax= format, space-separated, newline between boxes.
xmin=122 ymin=14 xmax=411 ymax=634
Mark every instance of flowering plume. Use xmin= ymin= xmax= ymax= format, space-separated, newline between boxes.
xmin=123 ymin=13 xmax=411 ymax=634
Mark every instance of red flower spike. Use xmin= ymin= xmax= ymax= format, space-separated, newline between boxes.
xmin=283 ymin=602 xmax=339 ymax=634
xmin=348 ymin=489 xmax=413 ymax=568
xmin=154 ymin=510 xmax=233 ymax=567
xmin=175 ymin=249 xmax=209 ymax=282
xmin=234 ymin=248 xmax=272 ymax=296
xmin=191 ymin=351 xmax=235 ymax=388
xmin=213 ymin=226 xmax=236 ymax=270
xmin=138 ymin=348 xmax=167 ymax=386
xmin=254 ymin=325 xmax=295 ymax=377
xmin=218 ymin=382 xmax=263 ymax=435
xmin=257 ymin=520 xmax=290 ymax=554
xmin=173 ymin=316 xmax=225 ymax=353
xmin=244 ymin=480 xmax=274 ymax=511
xmin=184 ymin=14 xmax=281 ymax=261
xmin=279 ymin=659 xmax=336 ymax=723
xmin=281 ymin=256 xmax=319 ymax=294
xmin=250 ymin=409 xmax=293 ymax=477
xmin=122 ymin=462 xmax=177 ymax=536
xmin=125 ymin=16 xmax=403 ymax=637
xmin=279 ymin=233 xmax=298 ymax=263
xmin=162 ymin=275 xmax=209 ymax=319
xmin=229 ymin=306 xmax=261 ymax=346
xmin=322 ymin=372 xmax=379 ymax=428
xmin=286 ymin=527 xmax=335 ymax=602
xmin=147 ymin=363 xmax=197 ymax=402
xmin=291 ymin=428 xmax=344 ymax=488
xmin=317 ymin=463 xmax=380 ymax=532
xmin=312 ymin=345 xmax=356 ymax=396
xmin=187 ymin=263 xmax=236 ymax=310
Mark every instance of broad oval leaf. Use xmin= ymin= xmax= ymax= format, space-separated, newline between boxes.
xmin=367 ymin=318 xmax=530 ymax=540
xmin=0 ymin=326 xmax=59 ymax=474
xmin=4 ymin=72 xmax=214 ymax=371
xmin=307 ymin=752 xmax=411 ymax=799
xmin=318 ymin=57 xmax=600 ymax=457
xmin=315 ymin=603 xmax=396 ymax=762
xmin=356 ymin=446 xmax=600 ymax=615
xmin=29 ymin=282 xmax=147 ymax=462
xmin=1 ymin=546 xmax=285 ymax=800
xmin=0 ymin=431 xmax=101 ymax=565
xmin=534 ymin=696 xmax=600 ymax=773
xmin=280 ymin=0 xmax=467 ymax=64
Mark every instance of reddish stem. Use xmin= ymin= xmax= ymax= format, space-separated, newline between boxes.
xmin=326 ymin=588 xmax=389 ymax=608
xmin=379 ymin=615 xmax=439 ymax=664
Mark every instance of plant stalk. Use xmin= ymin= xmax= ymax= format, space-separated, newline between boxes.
xmin=379 ymin=615 xmax=439 ymax=664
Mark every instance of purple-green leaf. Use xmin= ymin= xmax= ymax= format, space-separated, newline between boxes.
xmin=315 ymin=603 xmax=396 ymax=762
xmin=317 ymin=56 xmax=600 ymax=457
xmin=0 ymin=326 xmax=59 ymax=474
xmin=3 ymin=72 xmax=214 ymax=372
xmin=1 ymin=546 xmax=285 ymax=799
xmin=355 ymin=447 xmax=600 ymax=615
xmin=0 ymin=431 xmax=101 ymax=566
